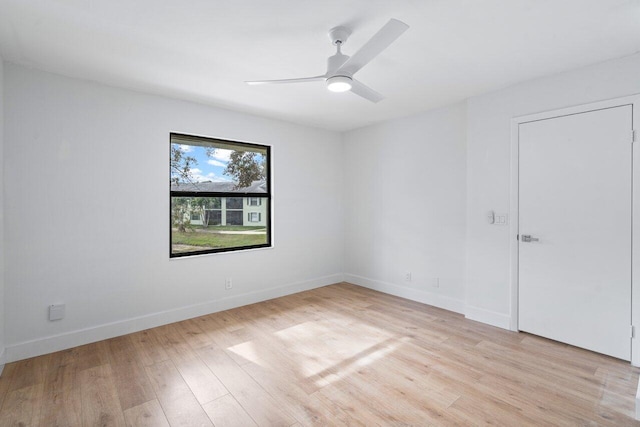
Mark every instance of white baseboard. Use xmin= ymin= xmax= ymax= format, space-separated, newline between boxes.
xmin=465 ymin=304 xmax=511 ymax=330
xmin=4 ymin=273 xmax=344 ymax=363
xmin=344 ymin=273 xmax=465 ymax=314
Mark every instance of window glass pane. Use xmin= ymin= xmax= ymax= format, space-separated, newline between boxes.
xmin=226 ymin=197 xmax=243 ymax=210
xmin=170 ymin=138 xmax=267 ymax=193
xmin=170 ymin=134 xmax=270 ymax=257
xmin=206 ymin=210 xmax=222 ymax=225
xmin=171 ymin=196 xmax=268 ymax=255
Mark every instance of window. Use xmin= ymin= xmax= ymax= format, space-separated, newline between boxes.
xmin=226 ymin=197 xmax=243 ymax=210
xmin=170 ymin=133 xmax=271 ymax=257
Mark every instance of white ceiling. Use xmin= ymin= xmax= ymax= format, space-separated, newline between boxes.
xmin=1 ymin=0 xmax=639 ymax=132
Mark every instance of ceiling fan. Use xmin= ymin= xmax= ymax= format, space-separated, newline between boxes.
xmin=246 ymin=19 xmax=409 ymax=103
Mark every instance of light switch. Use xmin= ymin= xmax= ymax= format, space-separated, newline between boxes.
xmin=491 ymin=213 xmax=509 ymax=226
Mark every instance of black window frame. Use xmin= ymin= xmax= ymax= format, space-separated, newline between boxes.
xmin=170 ymin=133 xmax=272 ymax=258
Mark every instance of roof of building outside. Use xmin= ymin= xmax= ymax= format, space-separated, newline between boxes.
xmin=171 ymin=180 xmax=267 ymax=193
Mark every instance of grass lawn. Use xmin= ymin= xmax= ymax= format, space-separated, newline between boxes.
xmin=172 ymin=230 xmax=267 ymax=251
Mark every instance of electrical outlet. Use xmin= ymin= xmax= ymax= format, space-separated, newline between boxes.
xmin=225 ymin=278 xmax=233 ymax=290
xmin=433 ymin=278 xmax=440 ymax=288
xmin=404 ymin=272 xmax=412 ymax=282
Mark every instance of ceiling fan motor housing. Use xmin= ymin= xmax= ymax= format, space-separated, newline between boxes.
xmin=329 ymin=26 xmax=352 ymax=45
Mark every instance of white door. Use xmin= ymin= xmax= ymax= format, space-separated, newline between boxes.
xmin=518 ymin=105 xmax=632 ymax=361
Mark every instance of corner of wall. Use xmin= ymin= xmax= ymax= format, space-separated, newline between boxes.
xmin=345 ymin=274 xmax=465 ymax=315
xmin=0 ymin=57 xmax=5 ymax=369
xmin=464 ymin=305 xmax=511 ymax=330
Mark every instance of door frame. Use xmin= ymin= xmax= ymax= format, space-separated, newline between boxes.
xmin=509 ymin=94 xmax=640 ymax=365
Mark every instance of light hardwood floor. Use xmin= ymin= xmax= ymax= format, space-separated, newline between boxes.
xmin=0 ymin=282 xmax=638 ymax=426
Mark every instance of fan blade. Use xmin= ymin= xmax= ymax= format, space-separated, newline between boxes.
xmin=350 ymin=79 xmax=384 ymax=103
xmin=246 ymin=75 xmax=326 ymax=85
xmin=337 ymin=19 xmax=409 ymax=76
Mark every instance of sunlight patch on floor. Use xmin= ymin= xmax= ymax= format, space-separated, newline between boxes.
xmin=313 ymin=337 xmax=411 ymax=388
xmin=226 ymin=340 xmax=265 ymax=367
xmin=267 ymin=319 xmax=410 ymax=385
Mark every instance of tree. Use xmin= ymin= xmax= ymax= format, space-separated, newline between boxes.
xmin=223 ymin=151 xmax=265 ymax=188
xmin=191 ymin=197 xmax=221 ymax=227
xmin=170 ymin=144 xmax=198 ymax=232
xmin=171 ymin=197 xmax=192 ymax=233
xmin=171 ymin=145 xmax=197 ymax=185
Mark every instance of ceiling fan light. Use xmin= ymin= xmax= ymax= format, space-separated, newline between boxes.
xmin=326 ymin=75 xmax=352 ymax=92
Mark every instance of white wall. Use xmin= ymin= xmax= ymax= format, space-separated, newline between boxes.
xmin=343 ymin=103 xmax=467 ymax=313
xmin=3 ymin=63 xmax=344 ymax=362
xmin=5 ymin=52 xmax=640 ymax=364
xmin=341 ymin=52 xmax=640 ymax=333
xmin=0 ymin=58 xmax=5 ymax=369
xmin=466 ymin=53 xmax=640 ymax=328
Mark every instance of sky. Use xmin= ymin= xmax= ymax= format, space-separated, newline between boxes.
xmin=174 ymin=144 xmax=233 ymax=183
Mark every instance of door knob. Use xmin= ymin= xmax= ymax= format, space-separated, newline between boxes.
xmin=521 ymin=234 xmax=539 ymax=242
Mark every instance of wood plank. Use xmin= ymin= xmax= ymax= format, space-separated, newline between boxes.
xmin=145 ymin=359 xmax=213 ymax=427
xmin=314 ymin=381 xmax=405 ymax=426
xmin=196 ymin=345 xmax=296 ymax=426
xmin=106 ymin=337 xmax=157 ymax=410
xmin=0 ymin=362 xmax=18 ymax=411
xmin=37 ymin=387 xmax=83 ymax=427
xmin=123 ymin=399 xmax=170 ymax=427
xmin=79 ymin=364 xmax=126 ymax=427
xmin=175 ymin=358 xmax=228 ymax=406
xmin=174 ymin=318 xmax=214 ymax=350
xmin=154 ymin=325 xmax=227 ymax=405
xmin=202 ymin=394 xmax=257 ymax=427
xmin=8 ymin=354 xmax=50 ymax=392
xmin=128 ymin=329 xmax=170 ymax=367
xmin=42 ymin=349 xmax=78 ymax=393
xmin=447 ymin=392 xmax=541 ymax=426
xmin=36 ymin=347 xmax=83 ymax=426
xmin=241 ymin=361 xmax=350 ymax=425
xmin=0 ymin=383 xmax=44 ymax=426
xmin=71 ymin=341 xmax=112 ymax=372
